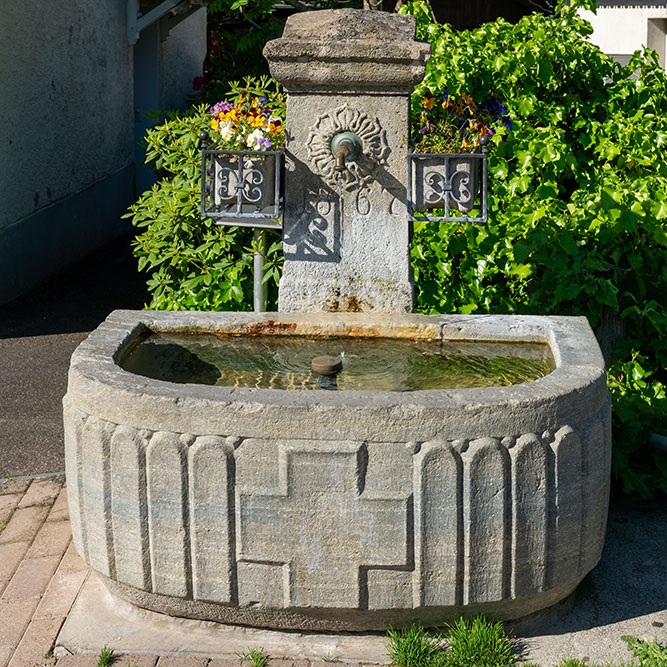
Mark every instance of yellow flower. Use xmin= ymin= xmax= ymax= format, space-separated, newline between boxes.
xmin=249 ymin=113 xmax=265 ymax=128
xmin=221 ymin=108 xmax=238 ymax=124
xmin=421 ymin=92 xmax=436 ymax=110
xmin=211 ymin=118 xmax=219 ymax=130
xmin=267 ymin=118 xmax=282 ymax=136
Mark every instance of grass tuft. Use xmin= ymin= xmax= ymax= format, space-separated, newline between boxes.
xmin=238 ymin=646 xmax=269 ymax=667
xmin=443 ymin=616 xmax=514 ymax=667
xmin=386 ymin=623 xmax=445 ymax=667
xmin=97 ymin=645 xmax=115 ymax=667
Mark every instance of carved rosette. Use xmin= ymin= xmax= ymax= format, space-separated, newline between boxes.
xmin=306 ymin=105 xmax=390 ymax=190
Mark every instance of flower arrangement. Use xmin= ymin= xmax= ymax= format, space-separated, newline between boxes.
xmin=209 ymin=92 xmax=285 ymax=152
xmin=412 ymin=90 xmax=512 ymax=154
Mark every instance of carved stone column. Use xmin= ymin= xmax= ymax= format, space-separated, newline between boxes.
xmin=264 ymin=9 xmax=430 ymax=312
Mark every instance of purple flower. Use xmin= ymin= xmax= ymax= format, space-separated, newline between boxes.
xmin=258 ymin=137 xmax=273 ymax=150
xmin=209 ymin=100 xmax=233 ymax=115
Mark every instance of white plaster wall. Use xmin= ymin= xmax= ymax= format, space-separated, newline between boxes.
xmin=581 ymin=5 xmax=667 ymax=62
xmin=159 ymin=8 xmax=208 ymax=111
xmin=0 ymin=0 xmax=134 ymax=230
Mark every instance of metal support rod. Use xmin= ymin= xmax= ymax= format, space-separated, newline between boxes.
xmin=253 ymin=229 xmax=268 ymax=313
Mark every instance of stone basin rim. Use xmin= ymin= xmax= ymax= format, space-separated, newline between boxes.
xmin=70 ymin=310 xmax=606 ymax=406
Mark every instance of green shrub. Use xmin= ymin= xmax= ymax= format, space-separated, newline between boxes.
xmin=402 ymin=0 xmax=667 ymax=498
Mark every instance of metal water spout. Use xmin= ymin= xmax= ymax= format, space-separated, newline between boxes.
xmin=330 ymin=131 xmax=362 ymax=173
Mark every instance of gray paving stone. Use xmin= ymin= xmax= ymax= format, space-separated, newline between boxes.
xmin=47 ymin=486 xmax=70 ymax=522
xmin=7 ymin=615 xmax=64 ymax=667
xmin=2 ymin=556 xmax=61 ymax=601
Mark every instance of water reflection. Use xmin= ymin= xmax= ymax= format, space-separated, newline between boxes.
xmin=121 ymin=333 xmax=556 ymax=392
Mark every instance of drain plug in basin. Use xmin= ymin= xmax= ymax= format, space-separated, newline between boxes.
xmin=311 ymin=355 xmax=343 ymax=375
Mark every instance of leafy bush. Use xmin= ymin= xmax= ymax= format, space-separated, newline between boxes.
xmin=125 ymin=77 xmax=284 ymax=311
xmin=403 ymin=0 xmax=667 ymax=498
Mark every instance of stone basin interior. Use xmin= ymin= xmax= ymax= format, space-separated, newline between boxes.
xmin=119 ymin=329 xmax=557 ymax=391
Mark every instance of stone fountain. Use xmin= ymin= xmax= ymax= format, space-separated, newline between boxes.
xmin=64 ymin=9 xmax=611 ymax=632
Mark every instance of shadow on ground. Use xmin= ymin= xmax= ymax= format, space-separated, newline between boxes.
xmin=0 ymin=236 xmax=148 ymax=477
xmin=0 ymin=235 xmax=147 ymax=339
xmin=511 ymin=496 xmax=667 ymax=643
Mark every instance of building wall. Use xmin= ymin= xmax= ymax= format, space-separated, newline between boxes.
xmin=0 ymin=2 xmax=206 ymax=305
xmin=0 ymin=1 xmax=133 ymax=232
xmin=581 ymin=4 xmax=667 ymax=68
xmin=160 ymin=10 xmax=208 ymax=112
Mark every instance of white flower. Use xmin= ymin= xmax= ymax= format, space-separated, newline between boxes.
xmin=218 ymin=121 xmax=234 ymax=142
xmin=246 ymin=128 xmax=264 ymax=149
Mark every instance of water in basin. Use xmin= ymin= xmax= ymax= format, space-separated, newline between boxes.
xmin=120 ymin=332 xmax=555 ymax=391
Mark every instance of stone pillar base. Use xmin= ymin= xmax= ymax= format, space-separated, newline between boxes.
xmin=278 ymin=274 xmax=413 ymax=313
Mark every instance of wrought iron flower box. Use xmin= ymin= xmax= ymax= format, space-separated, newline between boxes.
xmin=200 ymin=143 xmax=283 ymax=230
xmin=407 ymin=142 xmax=489 ymax=224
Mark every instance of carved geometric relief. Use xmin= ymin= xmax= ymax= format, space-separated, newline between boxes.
xmin=146 ymin=431 xmax=190 ymax=598
xmin=547 ymin=426 xmax=583 ymax=588
xmin=111 ymin=424 xmax=151 ymax=591
xmin=66 ymin=405 xmax=607 ymax=622
xmin=63 ymin=403 xmax=89 ymax=564
xmin=578 ymin=402 xmax=612 ymax=574
xmin=306 ymin=105 xmax=390 ymax=190
xmin=236 ymin=439 xmax=411 ymax=609
xmin=188 ymin=436 xmax=234 ymax=603
xmin=413 ymin=441 xmax=462 ymax=607
xmin=510 ymin=433 xmax=548 ymax=597
xmin=81 ymin=415 xmax=116 ymax=579
xmin=461 ymin=438 xmax=510 ymax=604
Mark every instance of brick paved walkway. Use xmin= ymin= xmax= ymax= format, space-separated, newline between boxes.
xmin=1 ymin=475 xmax=85 ymax=667
xmin=0 ymin=476 xmax=383 ymax=667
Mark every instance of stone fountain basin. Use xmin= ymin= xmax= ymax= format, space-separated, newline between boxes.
xmin=64 ymin=310 xmax=610 ymax=631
